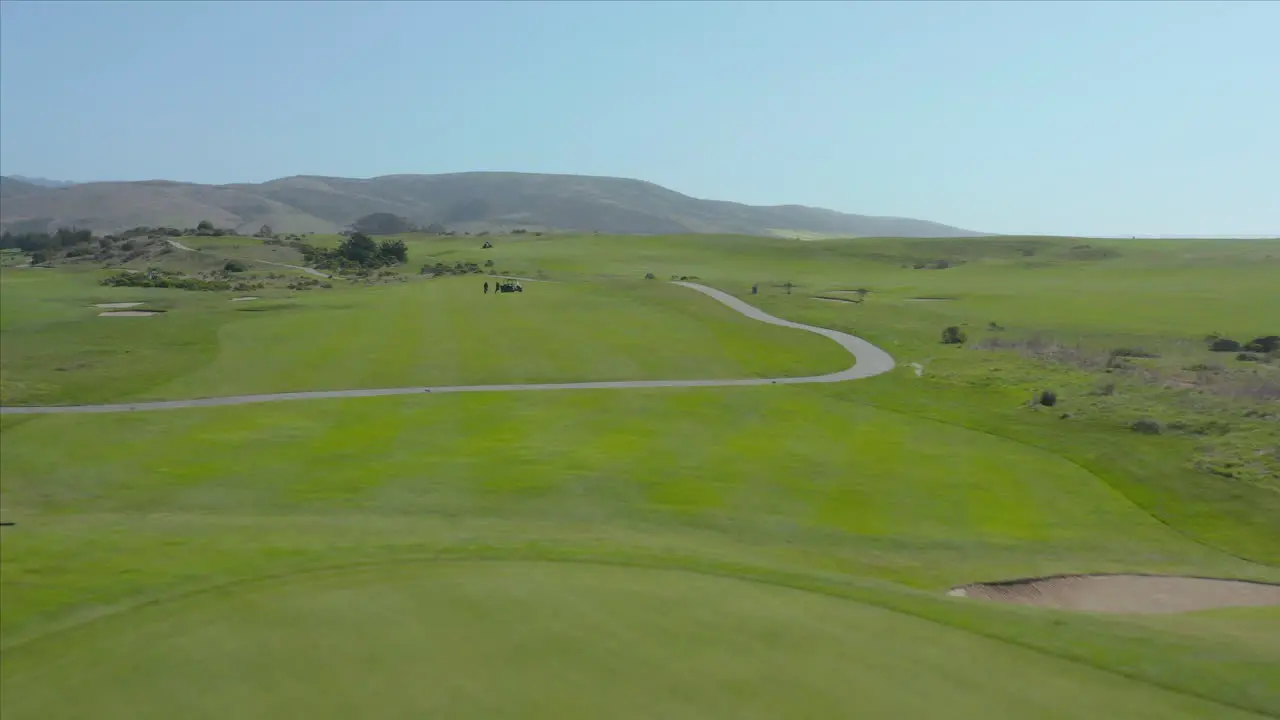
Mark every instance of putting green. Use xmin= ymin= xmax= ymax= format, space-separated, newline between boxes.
xmin=0 ymin=563 xmax=1249 ymax=719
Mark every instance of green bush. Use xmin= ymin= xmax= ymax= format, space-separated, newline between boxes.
xmin=941 ymin=326 xmax=967 ymax=345
xmin=1110 ymin=347 xmax=1159 ymax=359
xmin=224 ymin=260 xmax=248 ymax=273
xmin=1244 ymin=335 xmax=1279 ymax=353
xmin=101 ymin=269 xmax=230 ymax=292
xmin=1209 ymin=337 xmax=1241 ymax=352
xmin=1131 ymin=418 xmax=1162 ymax=435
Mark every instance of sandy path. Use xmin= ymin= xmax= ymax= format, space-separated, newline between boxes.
xmin=165 ymin=239 xmax=331 ymax=278
xmin=0 ymin=282 xmax=895 ymax=415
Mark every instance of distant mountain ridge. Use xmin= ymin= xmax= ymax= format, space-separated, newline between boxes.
xmin=3 ymin=175 xmax=77 ymax=189
xmin=0 ymin=171 xmax=981 ymax=238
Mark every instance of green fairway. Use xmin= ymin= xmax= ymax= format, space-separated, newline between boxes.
xmin=0 ymin=562 xmax=1257 ymax=720
xmin=2 ymin=233 xmax=1279 ymax=718
xmin=0 ymin=271 xmax=848 ymax=405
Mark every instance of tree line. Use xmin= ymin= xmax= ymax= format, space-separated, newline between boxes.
xmin=297 ymin=232 xmax=408 ymax=272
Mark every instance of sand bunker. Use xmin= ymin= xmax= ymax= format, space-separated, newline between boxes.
xmin=98 ymin=311 xmax=159 ymax=317
xmin=231 ymin=296 xmax=259 ymax=302
xmin=949 ymin=574 xmax=1280 ymax=614
xmin=93 ymin=302 xmax=142 ymax=308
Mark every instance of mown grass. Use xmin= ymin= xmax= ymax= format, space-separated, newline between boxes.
xmin=0 ymin=271 xmax=848 ymax=405
xmin=0 ymin=562 xmax=1260 ymax=720
xmin=2 ymin=233 xmax=1278 ymax=717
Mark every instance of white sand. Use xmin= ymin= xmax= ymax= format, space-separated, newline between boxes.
xmin=231 ymin=296 xmax=259 ymax=302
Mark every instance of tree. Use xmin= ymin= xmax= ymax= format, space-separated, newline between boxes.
xmin=255 ymin=224 xmax=274 ymax=238
xmin=339 ymin=232 xmax=379 ymax=264
xmin=941 ymin=326 xmax=967 ymax=344
xmin=197 ymin=220 xmax=214 ymax=231
xmin=352 ymin=213 xmax=414 ymax=235
xmin=224 ymin=260 xmax=248 ymax=273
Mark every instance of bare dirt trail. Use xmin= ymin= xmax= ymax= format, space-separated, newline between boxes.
xmin=0 ymin=282 xmax=895 ymax=415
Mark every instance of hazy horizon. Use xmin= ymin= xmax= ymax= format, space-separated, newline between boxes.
xmin=2 ymin=1 xmax=1277 ymax=237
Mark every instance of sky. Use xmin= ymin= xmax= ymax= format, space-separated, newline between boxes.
xmin=1 ymin=1 xmax=1276 ymax=236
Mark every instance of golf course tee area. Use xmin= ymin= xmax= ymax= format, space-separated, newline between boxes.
xmin=1 ymin=232 xmax=1278 ymax=719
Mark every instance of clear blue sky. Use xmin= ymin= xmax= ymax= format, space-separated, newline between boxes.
xmin=1 ymin=0 xmax=1276 ymax=236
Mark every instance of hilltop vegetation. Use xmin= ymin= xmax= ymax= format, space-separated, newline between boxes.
xmin=0 ymin=171 xmax=980 ymax=238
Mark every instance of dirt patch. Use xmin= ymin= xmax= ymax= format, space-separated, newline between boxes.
xmin=93 ymin=302 xmax=143 ymax=308
xmin=231 ymin=296 xmax=259 ymax=302
xmin=98 ymin=311 xmax=160 ymax=317
xmin=949 ymin=574 xmax=1280 ymax=614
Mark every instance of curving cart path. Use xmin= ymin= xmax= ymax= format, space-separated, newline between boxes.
xmin=0 ymin=282 xmax=895 ymax=415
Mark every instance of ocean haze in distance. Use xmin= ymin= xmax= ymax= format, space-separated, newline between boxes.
xmin=1 ymin=0 xmax=1276 ymax=237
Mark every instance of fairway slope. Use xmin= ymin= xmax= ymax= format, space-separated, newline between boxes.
xmin=0 ymin=562 xmax=1255 ymax=720
xmin=951 ymin=574 xmax=1280 ymax=614
xmin=0 ymin=282 xmax=895 ymax=414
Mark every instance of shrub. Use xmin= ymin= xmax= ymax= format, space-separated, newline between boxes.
xmin=1038 ymin=390 xmax=1058 ymax=407
xmin=101 ymin=269 xmax=230 ymax=291
xmin=1131 ymin=418 xmax=1162 ymax=435
xmin=1209 ymin=338 xmax=1241 ymax=352
xmin=1237 ymin=352 xmax=1262 ymax=363
xmin=224 ymin=260 xmax=248 ymax=273
xmin=644 ymin=272 xmax=656 ymax=280
xmin=484 ymin=259 xmax=495 ymax=267
xmin=1110 ymin=347 xmax=1159 ymax=359
xmin=941 ymin=326 xmax=967 ymax=345
xmin=1244 ymin=335 xmax=1280 ymax=353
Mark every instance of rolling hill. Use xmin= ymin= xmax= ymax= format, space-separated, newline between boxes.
xmin=0 ymin=172 xmax=981 ymax=238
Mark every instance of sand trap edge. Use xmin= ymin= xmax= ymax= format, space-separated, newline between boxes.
xmin=948 ymin=573 xmax=1280 ymax=614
